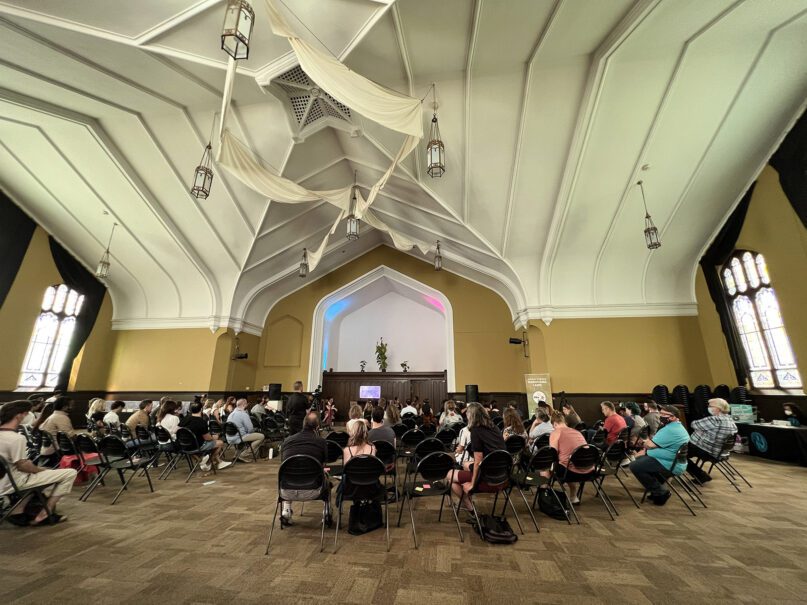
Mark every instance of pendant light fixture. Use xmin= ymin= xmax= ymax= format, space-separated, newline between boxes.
xmin=95 ymin=221 xmax=118 ymax=279
xmin=434 ymin=240 xmax=443 ymax=271
xmin=346 ymin=170 xmax=360 ymax=241
xmin=637 ymin=180 xmax=661 ymax=250
xmin=425 ymin=83 xmax=445 ymax=178
xmin=299 ymin=248 xmax=309 ymax=278
xmin=190 ymin=142 xmax=214 ymax=199
xmin=221 ymin=0 xmax=255 ymax=60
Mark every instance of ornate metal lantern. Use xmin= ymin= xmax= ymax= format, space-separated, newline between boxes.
xmin=221 ymin=0 xmax=255 ymax=61
xmin=95 ymin=222 xmax=117 ymax=279
xmin=434 ymin=240 xmax=443 ymax=271
xmin=299 ymin=248 xmax=308 ymax=278
xmin=191 ymin=143 xmax=214 ymax=199
xmin=426 ymin=84 xmax=445 ymax=178
xmin=638 ymin=180 xmax=661 ymax=250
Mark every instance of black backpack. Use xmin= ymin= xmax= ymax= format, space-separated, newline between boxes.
xmin=537 ymin=488 xmax=569 ymax=520
xmin=471 ymin=514 xmax=518 ymax=544
xmin=347 ymin=500 xmax=383 ymax=535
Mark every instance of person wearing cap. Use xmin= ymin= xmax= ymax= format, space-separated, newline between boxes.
xmin=686 ymin=398 xmax=737 ymax=483
xmin=628 ymin=405 xmax=689 ymax=505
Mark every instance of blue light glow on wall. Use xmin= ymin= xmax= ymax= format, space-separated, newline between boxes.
xmin=322 ymin=298 xmax=352 ymax=369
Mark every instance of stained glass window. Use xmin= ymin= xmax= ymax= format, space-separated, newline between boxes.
xmin=18 ymin=284 xmax=83 ymax=390
xmin=720 ymin=252 xmax=801 ymax=389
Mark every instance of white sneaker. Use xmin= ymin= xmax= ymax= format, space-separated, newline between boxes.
xmin=199 ymin=462 xmax=212 ymax=472
xmin=201 ymin=454 xmax=210 ymax=466
xmin=216 ymin=460 xmax=233 ymax=470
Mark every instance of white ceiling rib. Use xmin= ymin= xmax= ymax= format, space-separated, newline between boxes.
xmin=0 ymin=0 xmax=803 ymax=333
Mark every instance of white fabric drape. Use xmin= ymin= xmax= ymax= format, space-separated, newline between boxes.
xmin=214 ymin=0 xmax=433 ymax=274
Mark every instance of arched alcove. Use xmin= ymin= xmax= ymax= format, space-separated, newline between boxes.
xmin=308 ymin=265 xmax=455 ymax=390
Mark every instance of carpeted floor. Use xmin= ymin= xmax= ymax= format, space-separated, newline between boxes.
xmin=3 ymin=450 xmax=807 ymax=605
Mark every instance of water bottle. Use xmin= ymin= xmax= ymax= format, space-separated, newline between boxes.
xmin=268 ymin=447 xmax=274 ymax=459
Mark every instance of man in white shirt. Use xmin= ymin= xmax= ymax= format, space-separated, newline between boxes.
xmin=0 ymin=400 xmax=76 ymax=525
xmin=400 ymin=399 xmax=418 ymax=417
xmin=103 ymin=401 xmax=125 ymax=427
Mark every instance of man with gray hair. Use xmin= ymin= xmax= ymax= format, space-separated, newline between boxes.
xmin=226 ymin=398 xmax=265 ymax=461
xmin=687 ymin=398 xmax=737 ymax=483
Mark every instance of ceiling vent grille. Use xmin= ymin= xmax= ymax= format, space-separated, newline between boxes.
xmin=273 ymin=65 xmax=352 ymax=126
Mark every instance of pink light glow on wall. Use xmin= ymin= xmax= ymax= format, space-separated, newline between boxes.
xmin=422 ymin=294 xmax=445 ymax=313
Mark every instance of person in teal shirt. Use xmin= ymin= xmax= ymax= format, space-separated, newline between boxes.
xmin=628 ymin=405 xmax=689 ymax=505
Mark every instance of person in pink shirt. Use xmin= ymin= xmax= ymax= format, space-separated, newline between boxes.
xmin=601 ymin=401 xmax=627 ymax=445
xmin=548 ymin=411 xmax=594 ymax=505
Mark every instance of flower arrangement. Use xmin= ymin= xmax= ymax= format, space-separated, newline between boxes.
xmin=375 ymin=338 xmax=388 ymax=372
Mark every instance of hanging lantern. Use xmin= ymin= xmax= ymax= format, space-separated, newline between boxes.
xmin=95 ymin=222 xmax=117 ymax=279
xmin=221 ymin=0 xmax=255 ymax=60
xmin=190 ymin=143 xmax=214 ymax=199
xmin=434 ymin=240 xmax=443 ymax=271
xmin=426 ymin=84 xmax=445 ymax=178
xmin=347 ymin=171 xmax=360 ymax=241
xmin=637 ymin=180 xmax=661 ymax=250
xmin=299 ymin=248 xmax=309 ymax=278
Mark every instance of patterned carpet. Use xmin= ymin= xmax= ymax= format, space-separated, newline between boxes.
xmin=3 ymin=452 xmax=807 ymax=604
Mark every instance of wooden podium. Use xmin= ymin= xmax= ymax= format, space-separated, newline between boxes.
xmin=321 ymin=370 xmax=447 ymax=419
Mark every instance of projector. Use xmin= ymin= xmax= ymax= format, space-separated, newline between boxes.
xmin=232 ymin=353 xmax=249 ymax=360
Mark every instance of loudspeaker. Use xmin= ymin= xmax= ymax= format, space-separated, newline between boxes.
xmin=268 ymin=383 xmax=282 ymax=400
xmin=465 ymin=384 xmax=479 ymax=403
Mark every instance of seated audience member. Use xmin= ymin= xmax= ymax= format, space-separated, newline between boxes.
xmin=211 ymin=399 xmax=225 ymax=422
xmin=421 ymin=403 xmax=437 ymax=428
xmin=87 ymin=398 xmax=107 ymax=428
xmin=0 ymin=401 xmax=77 ymax=526
xmin=362 ymin=402 xmax=374 ymax=422
xmin=454 ymin=424 xmax=471 ymax=465
xmin=783 ymin=402 xmax=805 ymax=427
xmin=103 ymin=401 xmax=125 ymax=429
xmin=447 ymin=402 xmax=506 ymax=512
xmin=548 ymin=411 xmax=593 ymax=505
xmin=384 ymin=403 xmax=401 ymax=427
xmin=158 ymin=400 xmax=181 ymax=438
xmin=624 ymin=402 xmax=647 ymax=443
xmin=179 ymin=402 xmax=230 ymax=471
xmin=347 ymin=403 xmax=367 ymax=431
xmin=227 ymin=398 xmax=266 ymax=460
xmin=21 ymin=397 xmax=44 ymax=427
xmin=368 ymin=406 xmax=396 ymax=446
xmin=617 ymin=403 xmax=636 ymax=432
xmin=687 ymin=398 xmax=737 ymax=483
xmin=643 ymin=401 xmax=661 ymax=436
xmin=40 ymin=397 xmax=80 ymax=457
xmin=126 ymin=400 xmax=153 ymax=435
xmin=528 ymin=411 xmax=554 ymax=444
xmin=502 ymin=407 xmax=528 ymax=441
xmin=222 ymin=401 xmax=235 ymax=422
xmin=342 ymin=419 xmax=376 ymax=465
xmin=439 ymin=400 xmax=463 ymax=428
xmin=278 ymin=411 xmax=331 ymax=527
xmin=601 ymin=401 xmax=627 ymax=445
xmin=32 ymin=402 xmax=54 ymax=432
xmin=561 ymin=403 xmax=582 ymax=427
xmin=400 ymin=399 xmax=418 ymax=417
xmin=628 ymin=405 xmax=689 ymax=505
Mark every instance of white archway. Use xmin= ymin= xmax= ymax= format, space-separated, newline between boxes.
xmin=308 ymin=265 xmax=456 ymax=391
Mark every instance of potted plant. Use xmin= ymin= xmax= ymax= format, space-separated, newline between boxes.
xmin=360 ymin=360 xmax=366 ymax=372
xmin=375 ymin=338 xmax=388 ymax=372
xmin=400 ymin=361 xmax=409 ymax=373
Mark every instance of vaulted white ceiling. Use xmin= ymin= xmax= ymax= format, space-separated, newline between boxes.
xmin=0 ymin=0 xmax=805 ymax=334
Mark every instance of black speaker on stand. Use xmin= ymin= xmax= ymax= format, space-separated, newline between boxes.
xmin=267 ymin=383 xmax=282 ymax=400
xmin=465 ymin=384 xmax=479 ymax=403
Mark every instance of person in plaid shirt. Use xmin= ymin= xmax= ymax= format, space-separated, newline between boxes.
xmin=687 ymin=398 xmax=737 ymax=483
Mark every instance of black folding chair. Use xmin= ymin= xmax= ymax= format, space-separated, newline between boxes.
xmin=551 ymin=444 xmax=604 ymax=524
xmin=0 ymin=454 xmax=57 ymax=525
xmin=396 ymin=451 xmax=463 ymax=548
xmin=324 ymin=440 xmax=344 ymax=479
xmin=421 ymin=424 xmax=437 ymax=436
xmin=208 ymin=419 xmax=223 ymax=438
xmin=56 ymin=431 xmax=103 ymax=480
xmin=502 ymin=435 xmax=539 ymax=532
xmin=640 ymin=442 xmax=703 ymax=516
xmin=466 ymin=450 xmax=525 ymax=536
xmin=532 ymin=432 xmax=551 ymax=451
xmin=154 ymin=426 xmax=178 ymax=480
xmin=174 ymin=428 xmax=216 ymax=483
xmin=524 ymin=446 xmax=571 ymax=524
xmin=96 ymin=435 xmax=155 ymax=505
xmin=326 ymin=431 xmax=349 ymax=449
xmin=402 ymin=417 xmax=416 ymax=430
xmin=266 ymin=454 xmax=330 ymax=554
xmin=402 ymin=437 xmax=444 ymax=491
xmin=391 ymin=423 xmax=408 ymax=442
xmin=435 ymin=428 xmax=457 ymax=449
xmin=593 ymin=440 xmax=639 ymax=518
xmin=370 ymin=439 xmax=398 ymax=507
xmin=693 ymin=433 xmax=751 ymax=492
xmin=221 ymin=422 xmax=258 ymax=463
xmin=334 ymin=455 xmax=389 ymax=552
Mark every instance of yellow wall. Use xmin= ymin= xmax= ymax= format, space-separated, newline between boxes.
xmin=696 ymin=165 xmax=807 ymax=388
xmin=69 ymin=293 xmax=116 ymax=391
xmin=257 ymin=246 xmax=531 ymax=392
xmin=528 ymin=316 xmax=712 ymax=393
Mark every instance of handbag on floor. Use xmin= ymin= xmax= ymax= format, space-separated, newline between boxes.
xmin=347 ymin=500 xmax=383 ymax=535
xmin=537 ymin=488 xmax=569 ymax=520
xmin=471 ymin=514 xmax=518 ymax=544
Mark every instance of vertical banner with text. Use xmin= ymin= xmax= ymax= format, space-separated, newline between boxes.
xmin=524 ymin=373 xmax=553 ymax=415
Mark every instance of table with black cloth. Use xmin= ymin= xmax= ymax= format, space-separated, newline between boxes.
xmin=736 ymin=422 xmax=807 ymax=466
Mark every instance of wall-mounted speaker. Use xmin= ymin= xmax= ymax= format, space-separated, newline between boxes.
xmin=268 ymin=383 xmax=282 ymax=400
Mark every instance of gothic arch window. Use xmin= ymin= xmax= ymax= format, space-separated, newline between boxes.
xmin=721 ymin=251 xmax=801 ymax=389
xmin=18 ymin=284 xmax=84 ymax=390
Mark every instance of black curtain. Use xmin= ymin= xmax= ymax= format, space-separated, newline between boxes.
xmin=48 ymin=236 xmax=106 ymax=390
xmin=770 ymin=108 xmax=807 ymax=228
xmin=0 ymin=190 xmax=36 ymax=308
xmin=699 ymin=183 xmax=755 ymax=385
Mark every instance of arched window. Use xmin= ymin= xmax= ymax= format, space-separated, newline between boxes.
xmin=18 ymin=284 xmax=84 ymax=390
xmin=721 ymin=251 xmax=801 ymax=389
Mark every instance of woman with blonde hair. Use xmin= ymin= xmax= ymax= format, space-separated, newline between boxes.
xmin=86 ymin=398 xmax=107 ymax=429
xmin=348 ymin=403 xmax=368 ymax=428
xmin=343 ymin=418 xmax=376 ymax=464
xmin=439 ymin=400 xmax=462 ymax=429
xmin=384 ymin=403 xmax=400 ymax=427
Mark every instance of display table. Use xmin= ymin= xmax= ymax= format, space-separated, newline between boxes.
xmin=736 ymin=423 xmax=807 ymax=466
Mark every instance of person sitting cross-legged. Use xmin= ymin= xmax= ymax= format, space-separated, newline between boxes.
xmin=227 ymin=398 xmax=266 ymax=461
xmin=687 ymin=398 xmax=737 ymax=483
xmin=179 ymin=402 xmax=231 ymax=471
xmin=0 ymin=400 xmax=77 ymax=526
xmin=628 ymin=405 xmax=689 ymax=506
xmin=279 ymin=412 xmax=332 ymax=527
